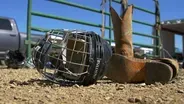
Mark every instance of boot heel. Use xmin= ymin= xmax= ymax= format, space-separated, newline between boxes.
xmin=156 ymin=58 xmax=179 ymax=79
xmin=145 ymin=62 xmax=173 ymax=85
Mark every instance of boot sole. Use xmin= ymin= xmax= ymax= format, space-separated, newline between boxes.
xmin=106 ymin=54 xmax=173 ymax=84
xmin=145 ymin=61 xmax=173 ymax=85
xmin=155 ymin=58 xmax=179 ymax=79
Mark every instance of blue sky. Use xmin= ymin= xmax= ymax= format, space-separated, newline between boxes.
xmin=0 ymin=0 xmax=183 ymax=51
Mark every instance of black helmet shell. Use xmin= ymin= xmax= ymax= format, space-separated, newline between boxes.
xmin=32 ymin=30 xmax=112 ymax=86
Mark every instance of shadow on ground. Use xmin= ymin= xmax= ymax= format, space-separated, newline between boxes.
xmin=9 ymin=78 xmax=56 ymax=87
xmin=0 ymin=66 xmax=8 ymax=69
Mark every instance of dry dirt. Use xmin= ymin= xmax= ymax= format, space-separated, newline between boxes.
xmin=0 ymin=66 xmax=184 ymax=104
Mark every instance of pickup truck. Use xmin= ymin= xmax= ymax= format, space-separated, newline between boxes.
xmin=0 ymin=16 xmax=44 ymax=66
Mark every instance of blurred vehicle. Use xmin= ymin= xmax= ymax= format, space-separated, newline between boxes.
xmin=0 ymin=16 xmax=44 ymax=67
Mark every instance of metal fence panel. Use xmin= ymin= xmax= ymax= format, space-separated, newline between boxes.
xmin=26 ymin=0 xmax=161 ymax=58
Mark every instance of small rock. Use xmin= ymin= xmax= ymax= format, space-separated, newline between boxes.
xmin=116 ymin=87 xmax=124 ymax=90
xmin=73 ymin=84 xmax=80 ymax=88
xmin=115 ymin=84 xmax=119 ymax=87
xmin=61 ymin=96 xmax=65 ymax=99
xmin=140 ymin=83 xmax=146 ymax=86
xmin=161 ymin=96 xmax=173 ymax=101
xmin=21 ymin=98 xmax=27 ymax=101
xmin=14 ymin=96 xmax=21 ymax=100
xmin=45 ymin=90 xmax=50 ymax=93
xmin=109 ymin=93 xmax=114 ymax=96
xmin=154 ymin=82 xmax=163 ymax=86
xmin=105 ymin=97 xmax=111 ymax=100
xmin=128 ymin=98 xmax=135 ymax=103
xmin=171 ymin=80 xmax=176 ymax=83
xmin=157 ymin=98 xmax=163 ymax=103
xmin=21 ymin=81 xmax=29 ymax=85
xmin=38 ymin=100 xmax=44 ymax=104
xmin=89 ymin=85 xmax=96 ymax=89
xmin=167 ymin=97 xmax=173 ymax=101
xmin=33 ymin=82 xmax=38 ymax=86
xmin=9 ymin=80 xmax=21 ymax=85
xmin=177 ymin=90 xmax=184 ymax=93
xmin=28 ymin=90 xmax=32 ymax=92
xmin=14 ymin=96 xmax=18 ymax=100
xmin=119 ymin=98 xmax=124 ymax=101
xmin=10 ymin=84 xmax=16 ymax=88
xmin=116 ymin=85 xmax=125 ymax=90
xmin=135 ymin=97 xmax=142 ymax=102
xmin=128 ymin=97 xmax=141 ymax=103
xmin=45 ymin=95 xmax=51 ymax=98
xmin=52 ymin=84 xmax=60 ymax=87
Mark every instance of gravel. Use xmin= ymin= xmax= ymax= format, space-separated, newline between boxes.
xmin=0 ymin=66 xmax=184 ymax=104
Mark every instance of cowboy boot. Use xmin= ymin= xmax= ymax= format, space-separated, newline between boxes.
xmin=105 ymin=5 xmax=173 ymax=84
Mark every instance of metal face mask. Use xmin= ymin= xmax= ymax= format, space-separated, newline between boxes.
xmin=32 ymin=29 xmax=112 ymax=86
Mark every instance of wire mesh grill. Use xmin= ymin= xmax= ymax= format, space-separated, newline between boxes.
xmin=32 ymin=29 xmax=94 ymax=85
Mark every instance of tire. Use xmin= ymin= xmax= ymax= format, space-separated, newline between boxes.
xmin=5 ymin=60 xmax=23 ymax=69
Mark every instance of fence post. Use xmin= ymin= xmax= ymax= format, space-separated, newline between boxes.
xmin=109 ymin=0 xmax=112 ymax=45
xmin=155 ymin=0 xmax=161 ymax=57
xmin=26 ymin=0 xmax=32 ymax=58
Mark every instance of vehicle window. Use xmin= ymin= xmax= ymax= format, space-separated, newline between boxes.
xmin=0 ymin=18 xmax=12 ymax=30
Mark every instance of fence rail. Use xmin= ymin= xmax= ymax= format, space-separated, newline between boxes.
xmin=26 ymin=0 xmax=161 ymax=58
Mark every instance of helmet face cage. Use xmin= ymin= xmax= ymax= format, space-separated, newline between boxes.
xmin=32 ymin=29 xmax=112 ymax=85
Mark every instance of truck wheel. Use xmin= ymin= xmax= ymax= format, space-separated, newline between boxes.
xmin=4 ymin=60 xmax=21 ymax=69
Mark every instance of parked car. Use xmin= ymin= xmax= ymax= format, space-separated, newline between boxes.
xmin=0 ymin=16 xmax=44 ymax=67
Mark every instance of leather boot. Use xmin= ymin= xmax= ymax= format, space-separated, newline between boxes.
xmin=106 ymin=5 xmax=174 ymax=84
xmin=112 ymin=5 xmax=133 ymax=57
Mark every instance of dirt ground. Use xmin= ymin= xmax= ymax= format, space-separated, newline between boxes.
xmin=0 ymin=66 xmax=184 ymax=104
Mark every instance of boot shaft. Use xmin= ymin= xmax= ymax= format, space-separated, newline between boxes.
xmin=110 ymin=5 xmax=134 ymax=57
